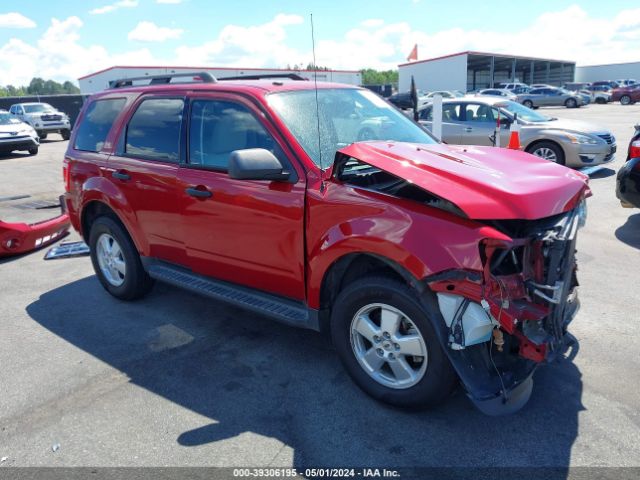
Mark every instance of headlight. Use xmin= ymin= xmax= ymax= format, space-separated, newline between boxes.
xmin=565 ymin=133 xmax=598 ymax=145
xmin=577 ymin=200 xmax=587 ymax=228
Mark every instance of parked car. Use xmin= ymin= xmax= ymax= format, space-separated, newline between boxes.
xmin=580 ymin=89 xmax=610 ymax=104
xmin=0 ymin=110 xmax=39 ymax=155
xmin=591 ymin=80 xmax=620 ymax=89
xmin=425 ymin=90 xmax=464 ymax=99
xmin=476 ymin=88 xmax=518 ymax=101
xmin=518 ymin=87 xmax=584 ymax=108
xmin=497 ymin=82 xmax=529 ymax=93
xmin=418 ymin=97 xmax=616 ymax=167
xmin=611 ymin=84 xmax=640 ymax=105
xmin=64 ymin=72 xmax=590 ymax=415
xmin=530 ymin=84 xmax=554 ymax=89
xmin=9 ymin=102 xmax=71 ymax=140
xmin=615 ymin=79 xmax=637 ymax=87
xmin=387 ymin=90 xmax=429 ymax=109
xmin=616 ymin=124 xmax=640 ymax=208
xmin=564 ymin=82 xmax=591 ymax=91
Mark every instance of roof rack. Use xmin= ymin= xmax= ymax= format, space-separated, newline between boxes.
xmin=108 ymin=71 xmax=217 ymax=89
xmin=218 ymin=73 xmax=308 ymax=82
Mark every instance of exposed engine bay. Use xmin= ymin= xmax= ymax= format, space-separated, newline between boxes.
xmin=335 ymin=153 xmax=587 ymax=414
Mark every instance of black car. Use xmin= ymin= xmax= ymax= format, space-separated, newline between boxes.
xmin=616 ymin=124 xmax=640 ymax=208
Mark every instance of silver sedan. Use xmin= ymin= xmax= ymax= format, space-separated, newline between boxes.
xmin=417 ymin=97 xmax=615 ymax=168
xmin=518 ymin=87 xmax=585 ymax=109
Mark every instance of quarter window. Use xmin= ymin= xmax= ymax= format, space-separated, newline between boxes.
xmin=125 ymin=98 xmax=184 ymax=162
xmin=74 ymin=98 xmax=126 ymax=152
xmin=188 ymin=100 xmax=282 ymax=169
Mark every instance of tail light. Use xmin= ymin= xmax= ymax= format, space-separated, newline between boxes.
xmin=630 ymin=140 xmax=640 ymax=160
xmin=63 ymin=158 xmax=70 ymax=192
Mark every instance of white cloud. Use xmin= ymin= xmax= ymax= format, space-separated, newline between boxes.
xmin=175 ymin=13 xmax=304 ymax=68
xmin=2 ymin=7 xmax=640 ymax=88
xmin=156 ymin=0 xmax=183 ymax=3
xmin=90 ymin=0 xmax=139 ymax=15
xmin=0 ymin=16 xmax=159 ymax=85
xmin=128 ymin=21 xmax=183 ymax=42
xmin=0 ymin=12 xmax=36 ymax=28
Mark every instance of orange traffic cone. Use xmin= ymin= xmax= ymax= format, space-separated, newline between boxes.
xmin=507 ymin=121 xmax=521 ymax=150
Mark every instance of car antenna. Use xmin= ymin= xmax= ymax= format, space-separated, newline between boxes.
xmin=310 ymin=13 xmax=325 ymax=192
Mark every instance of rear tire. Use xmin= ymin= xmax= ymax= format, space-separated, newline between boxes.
xmin=330 ymin=276 xmax=457 ymax=409
xmin=523 ymin=100 xmax=534 ymax=109
xmin=89 ymin=216 xmax=154 ymax=300
xmin=565 ymin=98 xmax=577 ymax=108
xmin=620 ymin=95 xmax=632 ymax=105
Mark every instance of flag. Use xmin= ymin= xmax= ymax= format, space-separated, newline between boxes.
xmin=406 ymin=44 xmax=418 ymax=62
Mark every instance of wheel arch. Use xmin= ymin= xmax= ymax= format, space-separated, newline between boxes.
xmin=80 ymin=198 xmax=148 ymax=255
xmin=316 ymin=252 xmax=425 ymax=335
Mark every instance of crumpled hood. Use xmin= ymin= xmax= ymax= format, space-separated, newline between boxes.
xmin=529 ymin=118 xmax=610 ymax=136
xmin=337 ymin=141 xmax=589 ymax=220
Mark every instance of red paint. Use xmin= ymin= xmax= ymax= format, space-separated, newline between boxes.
xmin=337 ymin=141 xmax=587 ymax=220
xmin=0 ymin=214 xmax=70 ymax=257
xmin=66 ymin=80 xmax=589 ymax=365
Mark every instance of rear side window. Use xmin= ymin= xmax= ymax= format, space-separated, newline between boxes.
xmin=125 ymin=98 xmax=184 ymax=162
xmin=188 ymin=100 xmax=282 ymax=170
xmin=74 ymin=98 xmax=126 ymax=152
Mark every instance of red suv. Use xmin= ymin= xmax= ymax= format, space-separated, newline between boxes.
xmin=612 ymin=84 xmax=640 ymax=105
xmin=64 ymin=72 xmax=590 ymax=415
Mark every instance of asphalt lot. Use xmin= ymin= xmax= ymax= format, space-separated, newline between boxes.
xmin=1 ymin=104 xmax=639 ymax=473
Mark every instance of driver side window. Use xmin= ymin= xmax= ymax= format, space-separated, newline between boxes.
xmin=188 ymin=100 xmax=285 ymax=170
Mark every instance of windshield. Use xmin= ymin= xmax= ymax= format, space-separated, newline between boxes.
xmin=497 ymin=101 xmax=552 ymax=123
xmin=23 ymin=104 xmax=54 ymax=113
xmin=268 ymin=88 xmax=437 ymax=168
xmin=0 ymin=113 xmax=22 ymax=125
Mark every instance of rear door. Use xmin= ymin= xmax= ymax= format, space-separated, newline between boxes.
xmin=418 ymin=103 xmax=464 ymax=143
xmin=176 ymin=93 xmax=307 ymax=300
xmin=107 ymin=95 xmax=186 ymax=264
xmin=459 ymin=102 xmax=499 ymax=146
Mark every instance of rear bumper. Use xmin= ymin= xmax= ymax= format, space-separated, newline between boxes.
xmin=0 ymin=201 xmax=70 ymax=257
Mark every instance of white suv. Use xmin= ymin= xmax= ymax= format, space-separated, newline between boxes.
xmin=9 ymin=102 xmax=71 ymax=140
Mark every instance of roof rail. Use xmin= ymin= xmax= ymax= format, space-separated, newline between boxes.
xmin=218 ymin=73 xmax=308 ymax=82
xmin=108 ymin=71 xmax=217 ymax=89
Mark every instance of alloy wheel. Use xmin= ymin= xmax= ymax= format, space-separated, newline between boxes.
xmin=350 ymin=303 xmax=428 ymax=389
xmin=532 ymin=147 xmax=558 ymax=162
xmin=96 ymin=233 xmax=126 ymax=287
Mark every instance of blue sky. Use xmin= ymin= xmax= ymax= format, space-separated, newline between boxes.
xmin=1 ymin=0 xmax=638 ymax=85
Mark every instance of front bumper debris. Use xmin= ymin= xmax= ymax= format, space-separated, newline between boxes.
xmin=0 ymin=197 xmax=70 ymax=257
xmin=425 ymin=204 xmax=584 ymax=414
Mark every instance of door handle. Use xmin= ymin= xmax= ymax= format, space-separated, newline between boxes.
xmin=464 ymin=127 xmax=473 ymax=132
xmin=112 ymin=170 xmax=130 ymax=181
xmin=185 ymin=187 xmax=212 ymax=198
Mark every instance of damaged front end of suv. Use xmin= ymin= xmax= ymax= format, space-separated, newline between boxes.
xmin=334 ymin=141 xmax=590 ymax=415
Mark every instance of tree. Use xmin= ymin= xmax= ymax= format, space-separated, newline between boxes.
xmin=1 ymin=78 xmax=80 ymax=97
xmin=360 ymin=68 xmax=399 ymax=85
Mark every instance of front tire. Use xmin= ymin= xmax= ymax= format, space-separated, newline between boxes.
xmin=527 ymin=141 xmax=565 ymax=165
xmin=330 ymin=276 xmax=457 ymax=409
xmin=37 ymin=132 xmax=47 ymax=140
xmin=28 ymin=147 xmax=38 ymax=155
xmin=61 ymin=129 xmax=71 ymax=141
xmin=523 ymin=100 xmax=534 ymax=109
xmin=565 ymin=98 xmax=577 ymax=108
xmin=89 ymin=216 xmax=154 ymax=300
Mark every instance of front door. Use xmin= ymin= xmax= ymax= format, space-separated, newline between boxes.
xmin=177 ymin=94 xmax=307 ymax=300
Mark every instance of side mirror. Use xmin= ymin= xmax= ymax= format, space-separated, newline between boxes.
xmin=499 ymin=117 xmax=512 ymax=126
xmin=228 ymin=148 xmax=290 ymax=182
